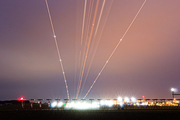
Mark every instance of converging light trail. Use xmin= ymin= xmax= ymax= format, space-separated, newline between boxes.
xmin=76 ymin=0 xmax=100 ymax=99
xmin=80 ymin=0 xmax=87 ymax=45
xmin=94 ymin=0 xmax=106 ymax=36
xmin=83 ymin=0 xmax=147 ymax=99
xmin=45 ymin=0 xmax=69 ymax=99
xmin=79 ymin=0 xmax=107 ymax=97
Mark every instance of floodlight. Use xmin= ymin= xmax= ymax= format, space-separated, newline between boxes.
xmin=117 ymin=97 xmax=123 ymax=102
xmin=51 ymin=101 xmax=57 ymax=108
xmin=124 ymin=97 xmax=129 ymax=102
xmin=57 ymin=102 xmax=63 ymax=107
xmin=171 ymin=88 xmax=175 ymax=92
xmin=131 ymin=97 xmax=136 ymax=103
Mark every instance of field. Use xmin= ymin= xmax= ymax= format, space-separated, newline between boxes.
xmin=1 ymin=104 xmax=180 ymax=120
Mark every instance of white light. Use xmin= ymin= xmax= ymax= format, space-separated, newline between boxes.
xmin=120 ymin=39 xmax=122 ymax=41
xmin=171 ymin=88 xmax=175 ymax=92
xmin=118 ymin=97 xmax=123 ymax=102
xmin=51 ymin=101 xmax=57 ymax=108
xmin=57 ymin=102 xmax=63 ymax=107
xmin=65 ymin=101 xmax=99 ymax=110
xmin=54 ymin=35 xmax=56 ymax=38
xmin=124 ymin=97 xmax=129 ymax=103
xmin=131 ymin=97 xmax=136 ymax=103
xmin=60 ymin=59 xmax=62 ymax=61
xmin=100 ymin=100 xmax=105 ymax=106
xmin=107 ymin=100 xmax=114 ymax=107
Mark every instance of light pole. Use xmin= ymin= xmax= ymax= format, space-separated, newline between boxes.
xmin=72 ymin=99 xmax=77 ymax=103
xmin=171 ymin=88 xmax=180 ymax=103
xmin=55 ymin=99 xmax=60 ymax=109
xmin=29 ymin=99 xmax=34 ymax=109
xmin=37 ymin=99 xmax=43 ymax=109
xmin=171 ymin=88 xmax=175 ymax=99
xmin=46 ymin=99 xmax=51 ymax=108
xmin=64 ymin=99 xmax=69 ymax=105
xmin=81 ymin=99 xmax=85 ymax=102
xmin=89 ymin=99 xmax=94 ymax=104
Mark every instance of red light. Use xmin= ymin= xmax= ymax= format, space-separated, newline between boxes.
xmin=18 ymin=96 xmax=25 ymax=101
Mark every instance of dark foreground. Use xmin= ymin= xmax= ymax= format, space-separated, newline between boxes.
xmin=1 ymin=109 xmax=180 ymax=120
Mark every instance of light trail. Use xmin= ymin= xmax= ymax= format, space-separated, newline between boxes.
xmin=77 ymin=0 xmax=93 ymax=98
xmin=78 ymin=0 xmax=93 ymax=83
xmin=83 ymin=0 xmax=147 ymax=99
xmin=45 ymin=0 xmax=69 ymax=99
xmin=79 ymin=0 xmax=107 ymax=97
xmin=76 ymin=0 xmax=100 ymax=99
xmin=77 ymin=0 xmax=88 ymax=97
xmin=94 ymin=0 xmax=106 ymax=36
xmin=80 ymin=0 xmax=87 ymax=45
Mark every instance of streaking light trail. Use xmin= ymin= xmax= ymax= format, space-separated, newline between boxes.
xmin=76 ymin=0 xmax=100 ymax=99
xmin=79 ymin=0 xmax=113 ymax=97
xmin=45 ymin=0 xmax=69 ymax=99
xmin=94 ymin=0 xmax=106 ymax=36
xmin=80 ymin=0 xmax=87 ymax=45
xmin=83 ymin=0 xmax=147 ymax=99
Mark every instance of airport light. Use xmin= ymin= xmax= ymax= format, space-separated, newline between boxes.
xmin=117 ymin=97 xmax=123 ymax=102
xmin=100 ymin=100 xmax=105 ymax=106
xmin=72 ymin=99 xmax=77 ymax=103
xmin=171 ymin=88 xmax=175 ymax=99
xmin=89 ymin=99 xmax=94 ymax=104
xmin=46 ymin=99 xmax=51 ymax=108
xmin=64 ymin=99 xmax=69 ymax=105
xmin=97 ymin=99 xmax=101 ymax=105
xmin=19 ymin=97 xmax=25 ymax=108
xmin=131 ymin=97 xmax=136 ymax=103
xmin=124 ymin=97 xmax=130 ymax=103
xmin=113 ymin=99 xmax=118 ymax=105
xmin=51 ymin=101 xmax=57 ymax=108
xmin=170 ymin=88 xmax=180 ymax=101
xmin=81 ymin=99 xmax=86 ymax=102
xmin=37 ymin=99 xmax=43 ymax=108
xmin=29 ymin=99 xmax=35 ymax=109
xmin=171 ymin=88 xmax=175 ymax=92
xmin=57 ymin=101 xmax=63 ymax=108
xmin=55 ymin=99 xmax=60 ymax=108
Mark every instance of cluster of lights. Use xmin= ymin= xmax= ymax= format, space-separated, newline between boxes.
xmin=50 ymin=97 xmax=138 ymax=110
xmin=100 ymin=100 xmax=114 ymax=107
xmin=50 ymin=100 xmax=116 ymax=110
xmin=117 ymin=97 xmax=137 ymax=103
xmin=50 ymin=101 xmax=100 ymax=110
xmin=51 ymin=101 xmax=63 ymax=108
xmin=65 ymin=102 xmax=99 ymax=110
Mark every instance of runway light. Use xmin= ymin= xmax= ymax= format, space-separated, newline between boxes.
xmin=64 ymin=101 xmax=99 ymax=110
xmin=18 ymin=96 xmax=25 ymax=101
xmin=100 ymin=100 xmax=105 ymax=106
xmin=57 ymin=102 xmax=63 ymax=107
xmin=118 ymin=97 xmax=123 ymax=102
xmin=124 ymin=97 xmax=129 ymax=103
xmin=131 ymin=97 xmax=136 ymax=103
xmin=51 ymin=101 xmax=57 ymax=108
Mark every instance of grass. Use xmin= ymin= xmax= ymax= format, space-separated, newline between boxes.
xmin=0 ymin=104 xmax=180 ymax=120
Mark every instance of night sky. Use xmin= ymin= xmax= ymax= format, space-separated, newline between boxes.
xmin=0 ymin=0 xmax=180 ymax=100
